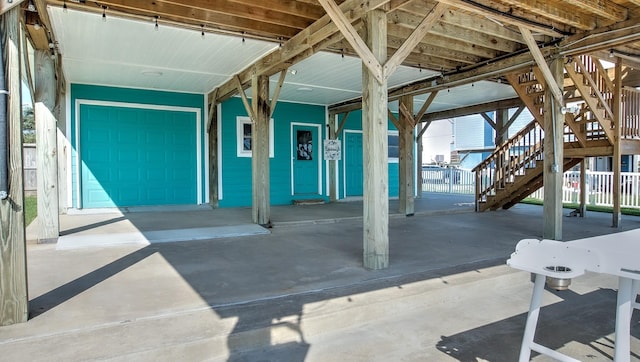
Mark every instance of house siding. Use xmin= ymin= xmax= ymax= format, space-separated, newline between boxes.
xmin=219 ymin=97 xmax=327 ymax=207
xmin=337 ymin=109 xmax=401 ymax=199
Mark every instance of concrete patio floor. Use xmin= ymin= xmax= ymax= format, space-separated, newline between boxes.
xmin=3 ymin=194 xmax=640 ymax=361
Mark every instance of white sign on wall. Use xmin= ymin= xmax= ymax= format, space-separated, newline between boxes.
xmin=324 ymin=139 xmax=341 ymax=160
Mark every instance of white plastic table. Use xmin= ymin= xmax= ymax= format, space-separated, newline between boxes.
xmin=507 ymin=229 xmax=640 ymax=362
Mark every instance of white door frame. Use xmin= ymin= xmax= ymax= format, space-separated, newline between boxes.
xmin=75 ymin=99 xmax=202 ymax=208
xmin=290 ymin=122 xmax=323 ymax=195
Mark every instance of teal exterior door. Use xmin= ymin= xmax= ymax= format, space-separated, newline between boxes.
xmin=292 ymin=125 xmax=319 ymax=195
xmin=79 ymin=104 xmax=197 ymax=208
xmin=344 ymin=132 xmax=363 ymax=196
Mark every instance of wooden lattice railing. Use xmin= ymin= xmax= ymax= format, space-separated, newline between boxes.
xmin=473 ymin=119 xmax=543 ymax=207
xmin=622 ymin=87 xmax=640 ymax=139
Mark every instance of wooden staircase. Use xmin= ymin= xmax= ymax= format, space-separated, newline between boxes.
xmin=474 ymin=55 xmax=640 ymax=211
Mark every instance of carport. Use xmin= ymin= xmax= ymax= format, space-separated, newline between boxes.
xmin=2 ymin=0 xmax=640 ymax=327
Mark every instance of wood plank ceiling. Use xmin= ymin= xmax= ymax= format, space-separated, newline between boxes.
xmin=33 ymin=0 xmax=640 ymax=98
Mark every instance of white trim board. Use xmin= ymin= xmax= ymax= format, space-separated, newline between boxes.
xmin=290 ymin=122 xmax=323 ymax=196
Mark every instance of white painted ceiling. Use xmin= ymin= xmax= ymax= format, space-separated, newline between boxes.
xmin=49 ymin=6 xmax=517 ymax=112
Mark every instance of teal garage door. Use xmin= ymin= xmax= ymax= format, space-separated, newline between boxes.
xmin=79 ymin=104 xmax=197 ymax=208
xmin=344 ymin=132 xmax=363 ymax=197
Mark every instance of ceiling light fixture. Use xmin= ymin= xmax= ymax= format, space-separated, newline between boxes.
xmin=102 ymin=6 xmax=107 ymax=22
xmin=63 ymin=0 xmax=67 ymax=12
xmin=290 ymin=69 xmax=297 ymax=75
xmin=609 ymin=49 xmax=615 ymax=58
xmin=141 ymin=70 xmax=163 ymax=77
xmin=154 ymin=16 xmax=159 ymax=31
xmin=27 ymin=0 xmax=36 ymax=12
xmin=242 ymin=32 xmax=245 ymax=44
xmin=201 ymin=24 xmax=205 ymax=39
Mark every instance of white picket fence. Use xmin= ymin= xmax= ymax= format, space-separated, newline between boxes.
xmin=529 ymin=171 xmax=640 ymax=208
xmin=421 ymin=168 xmax=475 ymax=194
xmin=422 ymin=169 xmax=640 ymax=209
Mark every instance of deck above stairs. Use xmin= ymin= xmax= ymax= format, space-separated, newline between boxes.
xmin=474 ymin=54 xmax=640 ymax=212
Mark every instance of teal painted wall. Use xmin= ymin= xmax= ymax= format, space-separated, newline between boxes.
xmin=70 ymin=84 xmax=206 ymax=208
xmin=336 ymin=110 xmax=403 ymax=199
xmin=219 ymin=97 xmax=327 ymax=207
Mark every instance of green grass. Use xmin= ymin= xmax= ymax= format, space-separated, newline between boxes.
xmin=521 ymin=198 xmax=640 ymax=216
xmin=24 ymin=195 xmax=37 ymax=226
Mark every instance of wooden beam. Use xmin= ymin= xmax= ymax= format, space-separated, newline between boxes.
xmin=417 ymin=120 xmax=432 ymax=138
xmin=383 ymin=3 xmax=446 ymax=77
xmin=336 ymin=111 xmax=349 ymax=136
xmin=398 ymin=95 xmax=415 ymax=216
xmin=206 ymin=89 xmax=218 ymax=132
xmin=270 ymin=69 xmax=287 ymax=118
xmin=251 ymin=74 xmax=271 ymax=226
xmin=34 ymin=49 xmax=59 ymax=243
xmin=0 ymin=7 xmax=28 ymax=326
xmin=234 ymin=75 xmax=257 ymax=122
xmin=94 ymin=0 xmax=303 ymax=38
xmin=542 ymin=57 xmax=564 ymax=241
xmin=362 ymin=8 xmax=389 ymax=270
xmin=387 ymin=109 xmax=400 ymax=130
xmin=505 ymin=106 xmax=525 ymax=130
xmin=612 ymin=57 xmax=622 ymax=227
xmin=561 ymin=19 xmax=640 ymax=56
xmin=208 ymin=102 xmax=219 ymax=208
xmin=480 ymin=112 xmax=496 ymax=130
xmin=497 ymin=0 xmax=597 ymax=30
xmin=562 ymin=0 xmax=627 ymax=22
xmin=318 ymin=0 xmax=384 ymax=84
xmin=519 ymin=27 xmax=564 ymax=106
xmin=579 ymin=159 xmax=586 ymax=217
xmin=494 ymin=108 xmax=509 ymax=145
xmin=330 ymin=18 xmax=640 ymax=114
xmin=0 ymin=0 xmax=24 ymax=16
xmin=422 ymin=97 xmax=524 ymax=122
xmin=398 ymin=103 xmax=416 ymax=128
xmin=435 ymin=0 xmax=566 ymax=37
xmin=332 ymin=51 xmax=536 ymax=114
xmin=414 ymin=91 xmax=437 ymax=126
xmin=215 ymin=0 xmax=395 ymax=103
xmin=563 ymin=145 xmax=612 ymax=157
xmin=396 ymin=4 xmax=525 ymax=44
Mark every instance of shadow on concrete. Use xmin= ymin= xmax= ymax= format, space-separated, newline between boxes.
xmin=58 ymin=216 xmax=126 ymax=236
xmin=436 ymin=287 xmax=640 ymax=362
xmin=29 ymin=245 xmax=159 ymax=318
xmin=24 ymin=197 xmax=640 ymax=360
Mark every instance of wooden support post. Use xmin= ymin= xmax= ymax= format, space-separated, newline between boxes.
xmin=612 ymin=58 xmax=622 ymax=227
xmin=34 ymin=49 xmax=59 ymax=242
xmin=362 ymin=9 xmax=388 ymax=270
xmin=398 ymin=95 xmax=414 ymax=216
xmin=208 ymin=101 xmax=219 ymax=208
xmin=0 ymin=7 xmax=28 ymax=325
xmin=416 ymin=122 xmax=423 ymax=198
xmin=251 ymin=74 xmax=271 ymax=226
xmin=579 ymin=159 xmax=587 ymax=217
xmin=56 ymin=88 xmax=68 ymax=213
xmin=542 ymin=56 xmax=564 ymax=240
xmin=495 ymin=108 xmax=509 ymax=146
